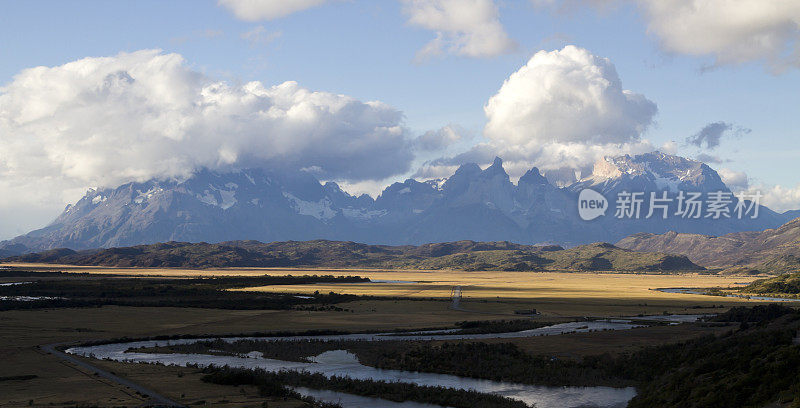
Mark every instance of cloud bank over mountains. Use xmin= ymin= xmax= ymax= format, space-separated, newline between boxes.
xmin=0 ymin=50 xmax=416 ymax=185
xmin=0 ymin=49 xmax=418 ymax=237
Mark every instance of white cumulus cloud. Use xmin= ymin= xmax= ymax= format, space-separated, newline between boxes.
xmin=534 ymin=0 xmax=800 ymax=71
xmin=485 ymin=45 xmax=657 ymax=146
xmin=219 ymin=0 xmax=328 ymax=21
xmin=402 ymin=0 xmax=517 ymax=60
xmin=452 ymin=45 xmax=657 ymax=180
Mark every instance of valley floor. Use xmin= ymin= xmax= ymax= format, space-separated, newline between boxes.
xmin=0 ymin=265 xmax=791 ymax=407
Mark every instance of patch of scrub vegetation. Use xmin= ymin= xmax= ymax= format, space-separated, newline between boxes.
xmin=742 ymin=272 xmax=800 ymax=297
xmin=363 ymin=341 xmax=631 ymax=388
xmin=200 ymin=368 xmax=343 ymax=408
xmin=451 ymin=319 xmax=554 ymax=334
xmin=394 ymin=319 xmax=557 ymax=335
xmin=200 ymin=367 xmax=533 ymax=408
xmin=135 ymin=319 xmax=560 ymax=361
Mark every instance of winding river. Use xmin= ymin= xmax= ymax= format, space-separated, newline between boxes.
xmin=67 ymin=315 xmax=705 ymax=408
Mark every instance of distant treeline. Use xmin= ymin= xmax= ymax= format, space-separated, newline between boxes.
xmin=79 ymin=329 xmax=354 ymax=348
xmin=201 ymin=367 xmax=532 ymax=408
xmin=0 ymin=274 xmax=366 ymax=311
xmin=0 ymin=270 xmax=96 ymax=278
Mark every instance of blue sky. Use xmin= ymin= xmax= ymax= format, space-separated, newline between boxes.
xmin=1 ymin=0 xmax=799 ymax=238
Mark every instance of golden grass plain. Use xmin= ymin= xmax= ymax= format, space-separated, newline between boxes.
xmin=2 ymin=262 xmax=764 ymax=300
xmin=228 ymin=270 xmax=760 ymax=301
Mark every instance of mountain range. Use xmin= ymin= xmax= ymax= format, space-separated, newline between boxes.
xmin=1 ymin=152 xmax=796 ymax=254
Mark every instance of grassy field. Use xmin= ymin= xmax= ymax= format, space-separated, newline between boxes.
xmin=1 ymin=262 xmax=764 ymax=300
xmin=0 ymin=263 xmax=771 ymax=316
xmin=229 ymin=270 xmax=762 ymax=306
xmin=0 ymin=264 xmax=782 ymax=407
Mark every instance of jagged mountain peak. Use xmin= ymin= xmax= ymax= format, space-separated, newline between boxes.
xmin=519 ymin=167 xmax=549 ymax=186
xmin=593 ymin=151 xmax=700 ymax=177
xmin=376 ymin=179 xmax=427 ymax=200
xmin=441 ymin=158 xmax=510 ymax=196
xmin=480 ymin=156 xmax=509 ymax=179
xmin=323 ymin=181 xmax=341 ymax=189
xmin=487 ymin=156 xmax=504 ymax=170
xmin=577 ymin=151 xmax=727 ymax=193
xmin=453 ymin=162 xmax=482 ymax=177
xmin=374 ymin=178 xmax=441 ymax=213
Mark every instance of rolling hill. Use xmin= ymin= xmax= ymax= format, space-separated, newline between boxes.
xmin=742 ymin=273 xmax=800 ymax=295
xmin=617 ymin=216 xmax=800 ymax=273
xmin=2 ymin=240 xmax=701 ymax=273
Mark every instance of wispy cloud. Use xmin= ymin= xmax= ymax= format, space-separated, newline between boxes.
xmin=686 ymin=121 xmax=750 ymax=150
xmin=170 ymin=29 xmax=224 ymax=45
xmin=241 ymin=25 xmax=282 ymax=46
xmin=219 ymin=0 xmax=328 ymax=21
